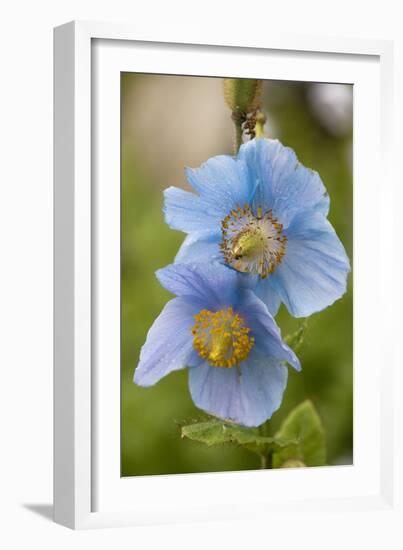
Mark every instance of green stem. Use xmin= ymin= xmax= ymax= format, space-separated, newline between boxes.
xmin=232 ymin=116 xmax=243 ymax=155
xmin=258 ymin=422 xmax=272 ymax=469
xmin=258 ymin=420 xmax=269 ymax=437
xmin=266 ymin=452 xmax=273 ymax=469
xmin=259 ymin=451 xmax=273 ymax=469
xmin=255 ymin=111 xmax=266 ymax=138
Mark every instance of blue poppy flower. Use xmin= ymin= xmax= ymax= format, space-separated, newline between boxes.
xmin=134 ymin=262 xmax=300 ymax=427
xmin=164 ymin=138 xmax=350 ymax=317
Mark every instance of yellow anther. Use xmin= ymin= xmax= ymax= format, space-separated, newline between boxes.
xmin=191 ymin=307 xmax=254 ymax=368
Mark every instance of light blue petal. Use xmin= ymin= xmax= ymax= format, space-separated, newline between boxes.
xmin=189 ymin=352 xmax=288 ymax=427
xmin=134 ymin=297 xmax=200 ymax=387
xmin=175 ymin=235 xmax=281 ymax=317
xmin=156 ymin=262 xmax=239 ymax=310
xmin=163 ymin=187 xmax=223 ymax=233
xmin=163 ymin=153 xmax=257 ymax=234
xmin=240 ymin=273 xmax=281 ymax=317
xmin=270 ymin=212 xmax=350 ymax=317
xmin=186 ymin=154 xmax=256 ymax=207
xmin=175 ymin=230 xmax=222 ymax=264
xmin=237 ymin=138 xmax=274 ymax=208
xmin=270 ymin=161 xmax=330 ymax=226
xmin=239 ymin=139 xmax=330 ymax=226
xmin=237 ymin=290 xmax=301 ymax=371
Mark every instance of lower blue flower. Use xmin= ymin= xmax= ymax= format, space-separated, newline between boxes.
xmin=134 ymin=262 xmax=300 ymax=427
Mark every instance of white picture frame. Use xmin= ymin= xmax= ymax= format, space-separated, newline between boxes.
xmin=54 ymin=20 xmax=400 ymax=532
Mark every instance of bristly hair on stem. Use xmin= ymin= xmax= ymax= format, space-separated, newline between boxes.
xmin=231 ymin=110 xmax=246 ymax=155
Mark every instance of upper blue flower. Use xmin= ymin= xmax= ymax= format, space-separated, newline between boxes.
xmin=164 ymin=138 xmax=350 ymax=318
xmin=134 ymin=262 xmax=300 ymax=427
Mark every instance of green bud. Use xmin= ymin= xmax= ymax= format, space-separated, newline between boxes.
xmin=223 ymin=79 xmax=263 ymax=114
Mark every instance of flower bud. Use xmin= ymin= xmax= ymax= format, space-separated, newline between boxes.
xmin=223 ymin=79 xmax=263 ymax=114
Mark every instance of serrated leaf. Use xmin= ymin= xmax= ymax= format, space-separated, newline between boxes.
xmin=272 ymin=400 xmax=326 ymax=468
xmin=181 ymin=419 xmax=298 ymax=457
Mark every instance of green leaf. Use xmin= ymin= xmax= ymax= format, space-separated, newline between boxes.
xmin=181 ymin=419 xmax=298 ymax=458
xmin=272 ymin=400 xmax=326 ymax=468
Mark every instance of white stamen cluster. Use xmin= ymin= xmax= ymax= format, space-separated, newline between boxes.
xmin=220 ymin=205 xmax=287 ymax=278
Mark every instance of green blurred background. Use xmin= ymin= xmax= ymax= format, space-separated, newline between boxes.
xmin=121 ymin=74 xmax=353 ymax=476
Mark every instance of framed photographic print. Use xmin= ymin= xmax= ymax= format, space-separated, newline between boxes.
xmin=54 ymin=21 xmax=400 ymax=533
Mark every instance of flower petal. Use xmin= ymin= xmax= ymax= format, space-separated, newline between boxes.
xmin=186 ymin=154 xmax=256 ymax=207
xmin=134 ymin=297 xmax=199 ymax=387
xmin=269 ymin=212 xmax=350 ymax=317
xmin=164 ymin=153 xmax=257 ymax=234
xmin=156 ymin=262 xmax=239 ymax=309
xmin=189 ymin=353 xmax=288 ymax=427
xmin=163 ymin=187 xmax=222 ymax=233
xmin=175 ymin=230 xmax=222 ymax=264
xmin=239 ymin=139 xmax=330 ymax=226
xmin=237 ymin=138 xmax=274 ymax=208
xmin=174 ymin=235 xmax=282 ymax=317
xmin=237 ymin=289 xmax=301 ymax=371
xmin=240 ymin=273 xmax=281 ymax=317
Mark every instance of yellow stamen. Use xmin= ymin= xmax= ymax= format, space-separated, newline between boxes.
xmin=191 ymin=307 xmax=254 ymax=368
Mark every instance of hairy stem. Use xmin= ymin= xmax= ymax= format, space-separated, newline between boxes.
xmin=232 ymin=113 xmax=244 ymax=155
xmin=258 ymin=422 xmax=272 ymax=469
xmin=255 ymin=111 xmax=266 ymax=138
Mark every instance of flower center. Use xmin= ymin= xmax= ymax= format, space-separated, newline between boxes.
xmin=191 ymin=307 xmax=254 ymax=368
xmin=220 ymin=205 xmax=287 ymax=278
